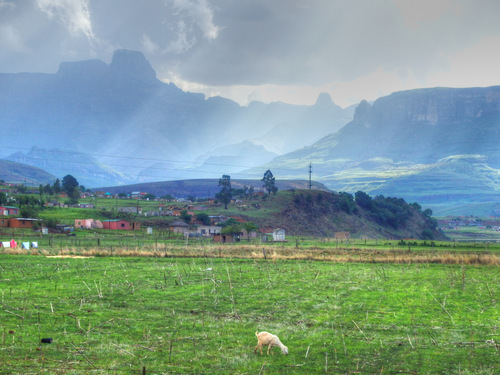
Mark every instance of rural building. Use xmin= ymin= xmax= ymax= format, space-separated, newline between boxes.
xmin=209 ymin=215 xmax=227 ymax=225
xmin=241 ymin=228 xmax=258 ymax=239
xmin=272 ymin=228 xmax=286 ymax=242
xmin=75 ymin=219 xmax=103 ymax=229
xmin=102 ymin=219 xmax=131 ymax=230
xmin=213 ymin=233 xmax=241 ymax=243
xmin=8 ymin=218 xmax=39 ymax=229
xmin=0 ymin=206 xmax=19 ymax=216
xmin=130 ymin=221 xmax=141 ymax=230
xmin=334 ymin=232 xmax=350 ymax=240
xmin=118 ymin=206 xmax=142 ymax=214
xmin=196 ymin=225 xmax=221 ymax=236
xmin=78 ymin=203 xmax=95 ymax=209
xmin=169 ymin=220 xmax=189 ymax=234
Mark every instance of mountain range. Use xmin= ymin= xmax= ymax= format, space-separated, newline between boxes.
xmin=1 ymin=49 xmax=353 ymax=186
xmin=1 ymin=50 xmax=499 ymax=216
xmin=263 ymin=87 xmax=500 ymax=216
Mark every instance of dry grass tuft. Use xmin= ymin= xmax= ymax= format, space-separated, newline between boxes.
xmin=1 ymin=244 xmax=499 ymax=266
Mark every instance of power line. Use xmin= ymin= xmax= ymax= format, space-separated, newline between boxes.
xmin=0 ymin=145 xmax=314 ymax=181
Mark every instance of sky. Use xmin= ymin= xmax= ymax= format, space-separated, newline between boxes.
xmin=1 ymin=0 xmax=500 ymax=108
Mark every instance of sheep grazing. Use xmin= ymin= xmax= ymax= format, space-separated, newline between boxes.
xmin=254 ymin=331 xmax=289 ymax=355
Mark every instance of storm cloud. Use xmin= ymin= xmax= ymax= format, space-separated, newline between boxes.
xmin=2 ymin=0 xmax=500 ymax=107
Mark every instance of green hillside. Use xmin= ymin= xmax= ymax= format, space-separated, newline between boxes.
xmin=0 ymin=159 xmax=56 ymax=184
xmin=112 ymin=189 xmax=442 ymax=240
xmin=223 ymin=189 xmax=446 ymax=239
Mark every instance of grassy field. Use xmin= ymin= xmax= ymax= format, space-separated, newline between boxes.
xmin=0 ymin=252 xmax=498 ymax=374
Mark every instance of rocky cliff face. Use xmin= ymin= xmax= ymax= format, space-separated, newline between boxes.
xmin=266 ymin=86 xmax=500 ymax=216
xmin=310 ymin=86 xmax=500 ymax=166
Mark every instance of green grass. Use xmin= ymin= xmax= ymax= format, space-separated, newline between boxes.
xmin=0 ymin=255 xmax=498 ymax=374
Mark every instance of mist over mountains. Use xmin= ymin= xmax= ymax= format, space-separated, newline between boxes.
xmin=1 ymin=50 xmax=500 ymax=216
xmin=1 ymin=49 xmax=353 ymax=186
xmin=264 ymin=86 xmax=500 ymax=215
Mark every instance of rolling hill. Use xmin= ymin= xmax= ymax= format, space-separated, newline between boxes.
xmin=96 ymin=178 xmax=329 ymax=198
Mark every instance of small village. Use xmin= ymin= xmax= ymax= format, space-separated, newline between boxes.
xmin=0 ymin=181 xmax=289 ymax=248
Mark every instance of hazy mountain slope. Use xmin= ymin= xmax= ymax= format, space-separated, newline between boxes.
xmin=0 ymin=159 xmax=56 ymax=185
xmin=7 ymin=147 xmax=131 ymax=187
xmin=263 ymin=87 xmax=500 ymax=216
xmin=0 ymin=50 xmax=353 ymax=186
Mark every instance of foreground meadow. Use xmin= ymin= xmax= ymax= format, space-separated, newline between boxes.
xmin=0 ymin=254 xmax=498 ymax=374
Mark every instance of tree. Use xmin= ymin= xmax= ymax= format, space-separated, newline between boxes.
xmin=221 ymin=220 xmax=242 ymax=235
xmin=196 ymin=212 xmax=211 ymax=226
xmin=62 ymin=175 xmax=79 ymax=196
xmin=355 ymin=191 xmax=373 ymax=211
xmin=243 ymin=221 xmax=258 ymax=240
xmin=216 ymin=174 xmax=232 ymax=209
xmin=0 ymin=192 xmax=7 ymax=206
xmin=180 ymin=210 xmax=192 ymax=224
xmin=336 ymin=192 xmax=356 ymax=214
xmin=43 ymin=183 xmax=53 ymax=195
xmin=262 ymin=169 xmax=278 ymax=195
xmin=52 ymin=178 xmax=61 ymax=194
xmin=423 ymin=208 xmax=433 ymax=217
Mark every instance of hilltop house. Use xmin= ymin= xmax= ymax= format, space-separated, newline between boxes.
xmin=0 ymin=206 xmax=19 ymax=216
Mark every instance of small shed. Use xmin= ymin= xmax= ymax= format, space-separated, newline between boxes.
xmin=213 ymin=233 xmax=241 ymax=243
xmin=272 ymin=228 xmax=286 ymax=242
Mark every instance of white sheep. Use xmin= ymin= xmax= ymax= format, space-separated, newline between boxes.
xmin=254 ymin=331 xmax=289 ymax=355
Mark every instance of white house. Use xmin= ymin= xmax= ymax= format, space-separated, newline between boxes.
xmin=272 ymin=228 xmax=286 ymax=242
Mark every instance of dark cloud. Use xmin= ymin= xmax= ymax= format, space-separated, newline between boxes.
xmin=1 ymin=0 xmax=500 ymax=106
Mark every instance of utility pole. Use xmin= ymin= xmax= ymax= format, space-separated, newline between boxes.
xmin=308 ymin=162 xmax=312 ymax=189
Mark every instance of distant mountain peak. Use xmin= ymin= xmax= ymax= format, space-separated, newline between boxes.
xmin=109 ymin=49 xmax=157 ymax=83
xmin=353 ymin=100 xmax=372 ymax=124
xmin=315 ymin=92 xmax=334 ymax=107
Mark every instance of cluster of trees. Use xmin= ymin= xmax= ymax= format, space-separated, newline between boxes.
xmin=4 ymin=175 xmax=83 ymax=218
xmin=220 ymin=218 xmax=258 ymax=240
xmin=355 ymin=191 xmax=413 ymax=228
xmin=216 ymin=170 xmax=278 ymax=209
xmin=39 ymin=175 xmax=82 ymax=204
